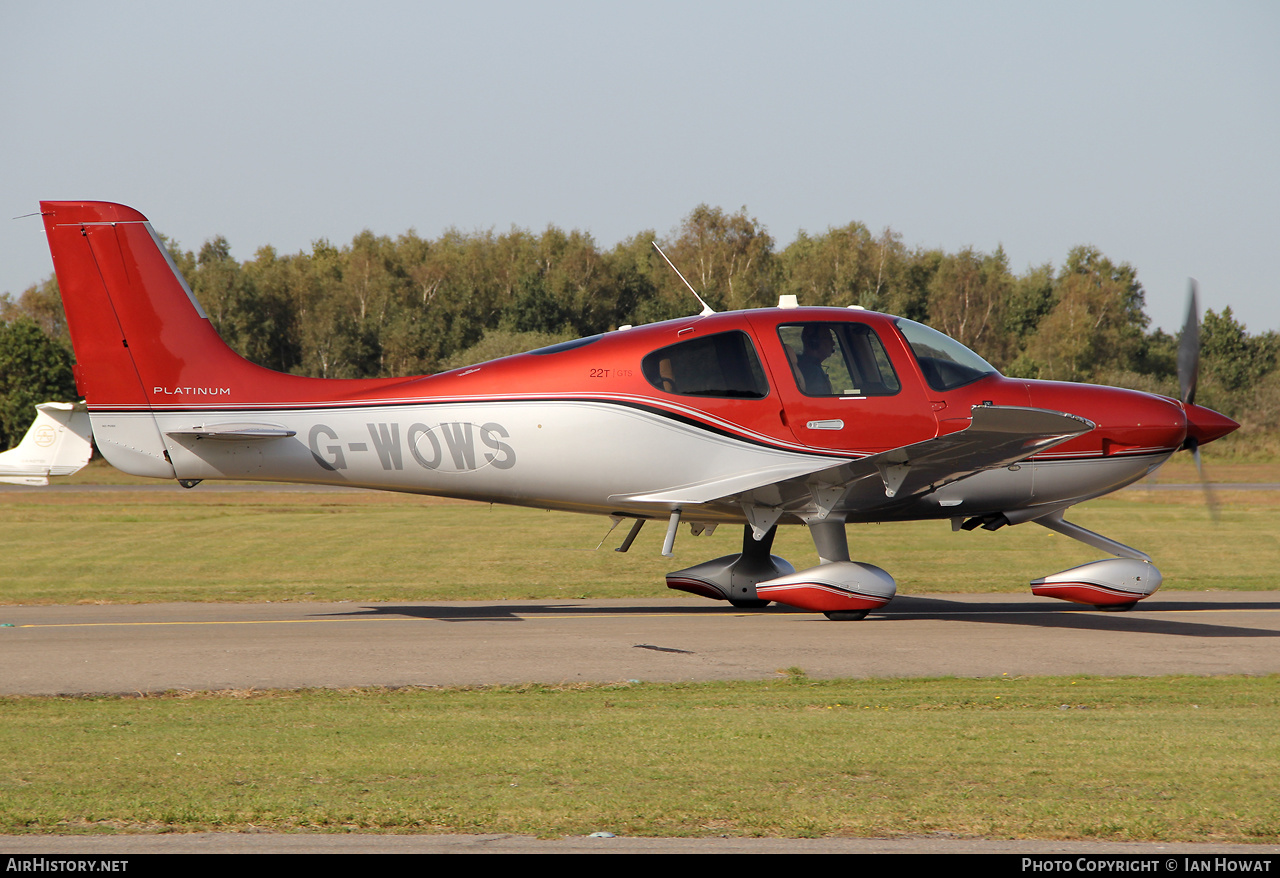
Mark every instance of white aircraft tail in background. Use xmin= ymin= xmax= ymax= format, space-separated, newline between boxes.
xmin=0 ymin=403 xmax=93 ymax=486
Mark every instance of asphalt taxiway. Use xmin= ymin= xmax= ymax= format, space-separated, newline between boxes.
xmin=3 ymin=592 xmax=1278 ymax=695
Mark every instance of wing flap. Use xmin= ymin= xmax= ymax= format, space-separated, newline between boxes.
xmin=609 ymin=457 xmax=845 ymax=506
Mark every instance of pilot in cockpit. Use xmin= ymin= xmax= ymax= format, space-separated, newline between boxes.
xmin=795 ymin=325 xmax=835 ymax=395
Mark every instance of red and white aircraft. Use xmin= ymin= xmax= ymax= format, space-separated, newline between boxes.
xmin=38 ymin=201 xmax=1238 ymax=619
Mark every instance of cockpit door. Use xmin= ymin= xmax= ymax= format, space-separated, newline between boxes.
xmin=748 ymin=313 xmax=941 ymax=455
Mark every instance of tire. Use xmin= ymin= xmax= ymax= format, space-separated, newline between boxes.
xmin=824 ymin=610 xmax=869 ymax=621
xmin=1094 ymin=601 xmax=1138 ymax=612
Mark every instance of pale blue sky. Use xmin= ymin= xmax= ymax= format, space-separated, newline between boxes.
xmin=2 ymin=1 xmax=1276 ymax=334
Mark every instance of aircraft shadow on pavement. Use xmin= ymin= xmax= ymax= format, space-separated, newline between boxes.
xmin=323 ymin=603 xmax=804 ymax=622
xmin=865 ymin=595 xmax=1280 ymax=638
xmin=322 ymin=598 xmax=1280 ymax=638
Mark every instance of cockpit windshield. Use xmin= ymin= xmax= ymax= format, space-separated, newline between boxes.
xmin=894 ymin=318 xmax=997 ymax=392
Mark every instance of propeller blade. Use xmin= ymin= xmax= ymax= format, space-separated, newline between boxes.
xmin=1188 ymin=438 xmax=1220 ymax=523
xmin=1177 ymin=281 xmax=1218 ymax=520
xmin=1177 ymin=280 xmax=1200 ymax=406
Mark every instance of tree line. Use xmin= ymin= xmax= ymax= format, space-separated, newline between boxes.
xmin=2 ymin=205 xmax=1276 ymax=450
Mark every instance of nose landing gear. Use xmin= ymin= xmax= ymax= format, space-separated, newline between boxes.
xmin=1029 ymin=512 xmax=1162 ymax=610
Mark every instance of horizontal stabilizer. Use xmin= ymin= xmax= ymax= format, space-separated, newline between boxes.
xmin=166 ymin=423 xmax=297 ymax=440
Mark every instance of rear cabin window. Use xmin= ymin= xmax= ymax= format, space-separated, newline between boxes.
xmin=777 ymin=322 xmax=901 ymax=397
xmin=642 ymin=331 xmax=770 ymax=399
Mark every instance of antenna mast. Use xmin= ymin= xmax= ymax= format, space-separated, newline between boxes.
xmin=652 ymin=242 xmax=715 ymax=316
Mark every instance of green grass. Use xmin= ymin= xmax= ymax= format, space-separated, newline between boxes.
xmin=4 ymin=467 xmax=1277 ymax=842
xmin=1 ymin=676 xmax=1276 ymax=841
xmin=1 ymin=483 xmax=1276 ymax=604
xmin=57 ymin=454 xmax=1280 ymax=485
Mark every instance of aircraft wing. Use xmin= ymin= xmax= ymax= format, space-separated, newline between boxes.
xmin=0 ymin=403 xmax=93 ymax=486
xmin=611 ymin=405 xmax=1092 ymax=528
xmin=610 ymin=458 xmax=853 ymax=506
xmin=833 ymin=405 xmax=1094 ymax=502
xmin=749 ymin=405 xmax=1093 ymax=528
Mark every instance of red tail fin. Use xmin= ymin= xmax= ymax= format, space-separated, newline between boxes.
xmin=40 ymin=201 xmax=276 ymax=408
xmin=41 ymin=201 xmax=409 ymax=411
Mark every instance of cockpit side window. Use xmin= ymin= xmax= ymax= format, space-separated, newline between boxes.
xmin=777 ymin=322 xmax=901 ymax=397
xmin=641 ymin=331 xmax=769 ymax=399
xmin=893 ymin=318 xmax=997 ymax=392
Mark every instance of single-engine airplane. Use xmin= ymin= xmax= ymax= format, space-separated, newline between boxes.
xmin=38 ymin=201 xmax=1238 ymax=618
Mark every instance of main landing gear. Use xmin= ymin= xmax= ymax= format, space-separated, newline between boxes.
xmin=664 ymin=523 xmax=793 ymax=607
xmin=662 ymin=506 xmax=1163 ymax=619
xmin=666 ymin=517 xmax=896 ymax=620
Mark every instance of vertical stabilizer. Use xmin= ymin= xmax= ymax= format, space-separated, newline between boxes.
xmin=40 ymin=201 xmax=252 ymax=476
xmin=40 ymin=201 xmax=256 ymax=409
xmin=40 ymin=201 xmax=424 ymax=479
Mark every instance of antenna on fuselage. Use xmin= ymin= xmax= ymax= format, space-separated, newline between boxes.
xmin=652 ymin=242 xmax=715 ymax=316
